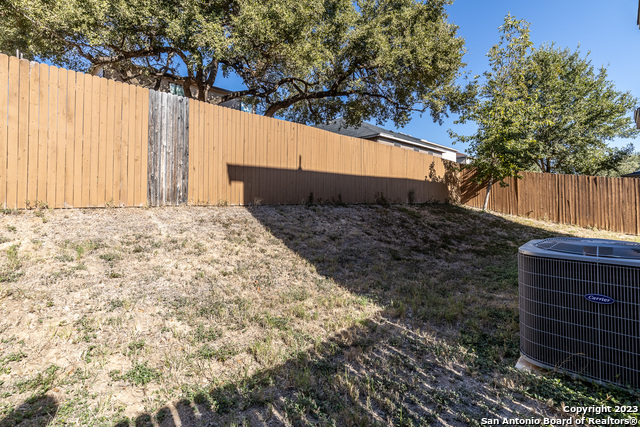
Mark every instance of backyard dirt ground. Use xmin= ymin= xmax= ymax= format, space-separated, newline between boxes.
xmin=0 ymin=203 xmax=638 ymax=426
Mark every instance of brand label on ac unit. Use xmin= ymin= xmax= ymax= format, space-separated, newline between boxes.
xmin=584 ymin=294 xmax=615 ymax=304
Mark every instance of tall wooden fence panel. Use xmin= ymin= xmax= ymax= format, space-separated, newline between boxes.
xmin=148 ymin=90 xmax=189 ymax=206
xmin=0 ymin=54 xmax=149 ymax=208
xmin=187 ymin=99 xmax=455 ymax=206
xmin=461 ymin=170 xmax=640 ymax=235
xmin=0 ymin=54 xmax=456 ymax=209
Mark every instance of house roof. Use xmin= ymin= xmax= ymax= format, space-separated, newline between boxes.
xmin=313 ymin=118 xmax=458 ymax=154
xmin=622 ymin=170 xmax=640 ymax=178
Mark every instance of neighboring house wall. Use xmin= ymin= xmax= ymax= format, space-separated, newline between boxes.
xmin=372 ymin=134 xmax=459 ymax=162
xmin=439 ymin=150 xmax=458 ymax=163
xmin=372 ymin=136 xmax=442 ymax=158
xmin=457 ymin=154 xmax=471 ymax=164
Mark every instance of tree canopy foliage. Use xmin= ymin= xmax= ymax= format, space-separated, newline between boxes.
xmin=523 ymin=46 xmax=637 ymax=175
xmin=1 ymin=0 xmax=470 ymax=125
xmin=452 ymin=15 xmax=638 ymax=207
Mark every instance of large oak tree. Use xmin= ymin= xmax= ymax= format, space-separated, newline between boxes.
xmin=1 ymin=0 xmax=469 ymax=125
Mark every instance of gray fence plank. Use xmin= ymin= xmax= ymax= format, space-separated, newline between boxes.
xmin=147 ymin=90 xmax=190 ymax=206
xmin=148 ymin=90 xmax=154 ymax=206
xmin=179 ymin=98 xmax=189 ymax=204
xmin=170 ymin=95 xmax=177 ymax=205
xmin=161 ymin=92 xmax=168 ymax=205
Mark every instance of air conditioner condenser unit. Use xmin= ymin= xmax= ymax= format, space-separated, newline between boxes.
xmin=518 ymin=237 xmax=640 ymax=389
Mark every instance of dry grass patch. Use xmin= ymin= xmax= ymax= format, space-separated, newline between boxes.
xmin=0 ymin=207 xmax=376 ymax=424
xmin=0 ymin=204 xmax=637 ymax=426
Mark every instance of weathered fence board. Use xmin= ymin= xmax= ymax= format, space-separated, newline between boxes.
xmin=0 ymin=55 xmax=7 ymax=205
xmin=7 ymin=56 xmax=19 ymax=209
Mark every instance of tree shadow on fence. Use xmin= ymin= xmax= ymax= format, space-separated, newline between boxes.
xmin=226 ymin=161 xmax=453 ymax=205
xmin=458 ymin=168 xmax=488 ymax=206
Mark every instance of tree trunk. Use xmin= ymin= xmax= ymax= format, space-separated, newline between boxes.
xmin=197 ymin=82 xmax=206 ymax=101
xmin=482 ymin=177 xmax=493 ymax=211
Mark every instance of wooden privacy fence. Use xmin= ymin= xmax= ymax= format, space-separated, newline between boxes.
xmin=0 ymin=53 xmax=453 ymax=209
xmin=0 ymin=55 xmax=149 ymax=209
xmin=187 ymin=100 xmax=454 ymax=205
xmin=461 ymin=170 xmax=640 ymax=235
xmin=5 ymin=54 xmax=640 ymax=236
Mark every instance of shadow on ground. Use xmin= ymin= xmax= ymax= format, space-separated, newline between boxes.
xmin=111 ymin=203 xmax=583 ymax=426
xmin=0 ymin=395 xmax=57 ymax=427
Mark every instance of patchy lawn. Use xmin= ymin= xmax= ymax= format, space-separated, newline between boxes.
xmin=0 ymin=203 xmax=638 ymax=426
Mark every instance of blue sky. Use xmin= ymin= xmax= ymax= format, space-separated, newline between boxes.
xmin=217 ymin=1 xmax=640 ymax=155
xmin=421 ymin=0 xmax=640 ymax=155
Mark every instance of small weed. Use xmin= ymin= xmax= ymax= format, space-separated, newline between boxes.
xmin=0 ymin=208 xmax=21 ymax=215
xmin=74 ymin=245 xmax=85 ymax=259
xmin=0 ymin=351 xmax=27 ymax=373
xmin=255 ymin=313 xmax=290 ymax=331
xmin=291 ymin=304 xmax=309 ymax=320
xmin=6 ymin=225 xmax=16 ymax=232
xmin=193 ymin=242 xmax=207 ymax=255
xmin=55 ymin=252 xmax=75 ymax=263
xmin=6 ymin=244 xmax=20 ymax=269
xmin=0 ymin=244 xmax=22 ymax=282
xmin=374 ymin=192 xmax=389 ymax=206
xmin=74 ymin=315 xmax=97 ymax=342
xmin=196 ymin=344 xmax=238 ymax=362
xmin=408 ymin=189 xmax=416 ymax=204
xmin=34 ymin=209 xmax=47 ymax=222
xmin=99 ymin=252 xmax=121 ymax=262
xmin=108 ymin=298 xmax=132 ymax=311
xmin=82 ymin=345 xmax=97 ymax=363
xmin=127 ymin=340 xmax=146 ymax=354
xmin=14 ymin=364 xmax=59 ymax=393
xmin=72 ymin=262 xmax=87 ymax=271
xmin=193 ymin=324 xmax=223 ymax=342
xmin=108 ymin=370 xmax=122 ymax=382
xmin=3 ymin=351 xmax=27 ymax=363
xmin=123 ymin=362 xmax=161 ymax=386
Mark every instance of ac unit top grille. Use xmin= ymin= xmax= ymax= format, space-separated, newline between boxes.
xmin=533 ymin=237 xmax=640 ymax=260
